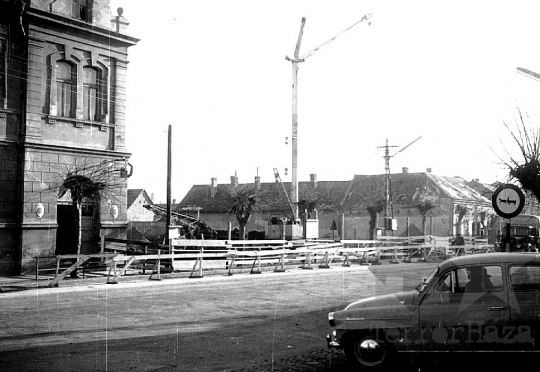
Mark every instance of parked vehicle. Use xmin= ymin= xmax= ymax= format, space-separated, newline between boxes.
xmin=497 ymin=214 xmax=540 ymax=252
xmin=326 ymin=253 xmax=540 ymax=369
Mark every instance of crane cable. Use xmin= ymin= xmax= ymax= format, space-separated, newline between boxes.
xmin=300 ymin=13 xmax=372 ymax=60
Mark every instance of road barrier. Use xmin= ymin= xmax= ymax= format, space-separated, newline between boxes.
xmin=33 ymin=235 xmax=494 ymax=286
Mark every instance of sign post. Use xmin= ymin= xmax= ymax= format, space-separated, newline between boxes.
xmin=492 ymin=184 xmax=526 ymax=252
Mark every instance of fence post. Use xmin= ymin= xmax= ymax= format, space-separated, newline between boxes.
xmin=389 ymin=247 xmax=399 ymax=264
xmin=318 ymin=251 xmax=330 ymax=269
xmin=143 ymin=246 xmax=147 ymax=274
xmin=274 ymin=253 xmax=286 ymax=272
xmin=150 ymin=249 xmax=162 ymax=281
xmin=301 ymin=252 xmax=313 ymax=270
xmin=371 ymin=248 xmax=382 ymax=265
xmin=342 ymin=252 xmax=350 ymax=267
xmin=35 ymin=257 xmax=39 ymax=281
xmin=100 ymin=233 xmax=105 ymax=263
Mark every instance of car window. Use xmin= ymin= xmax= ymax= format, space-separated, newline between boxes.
xmin=510 ymin=265 xmax=540 ymax=291
xmin=463 ymin=265 xmax=503 ymax=293
xmin=434 ymin=266 xmax=503 ymax=294
xmin=434 ymin=271 xmax=452 ymax=293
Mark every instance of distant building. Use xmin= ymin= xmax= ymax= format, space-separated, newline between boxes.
xmin=127 ymin=189 xmax=156 ymax=222
xmin=0 ymin=1 xmax=138 ymax=275
xmin=177 ymin=171 xmax=495 ymax=241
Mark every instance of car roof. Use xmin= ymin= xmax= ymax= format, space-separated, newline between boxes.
xmin=438 ymin=253 xmax=540 ymax=271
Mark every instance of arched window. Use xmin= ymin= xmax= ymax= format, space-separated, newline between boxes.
xmin=56 ymin=61 xmax=76 ymax=118
xmin=83 ymin=67 xmax=100 ymax=121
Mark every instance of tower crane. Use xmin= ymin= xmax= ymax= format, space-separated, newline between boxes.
xmin=285 ymin=13 xmax=372 ymax=227
xmin=517 ymin=67 xmax=540 ymax=82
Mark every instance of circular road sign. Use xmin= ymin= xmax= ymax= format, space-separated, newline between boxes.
xmin=492 ymin=184 xmax=525 ymax=219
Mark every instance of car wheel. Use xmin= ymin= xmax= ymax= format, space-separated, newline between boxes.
xmin=344 ymin=331 xmax=392 ymax=370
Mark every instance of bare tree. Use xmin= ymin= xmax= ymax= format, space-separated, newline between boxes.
xmin=412 ymin=185 xmax=438 ymax=235
xmin=455 ymin=204 xmax=469 ymax=235
xmin=297 ymin=183 xmax=339 ymax=221
xmin=225 ymin=184 xmax=267 ymax=240
xmin=498 ymin=110 xmax=540 ymax=202
xmin=52 ymin=158 xmax=131 ymax=254
xmin=367 ymin=200 xmax=385 ymax=240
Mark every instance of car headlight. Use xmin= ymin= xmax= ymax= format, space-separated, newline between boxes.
xmin=328 ymin=312 xmax=335 ymax=327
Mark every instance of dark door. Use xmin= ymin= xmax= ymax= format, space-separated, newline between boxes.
xmin=56 ymin=204 xmax=77 ymax=255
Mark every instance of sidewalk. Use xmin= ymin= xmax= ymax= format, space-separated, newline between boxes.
xmin=0 ymin=257 xmax=443 ymax=295
xmin=0 ymin=260 xmax=354 ymax=293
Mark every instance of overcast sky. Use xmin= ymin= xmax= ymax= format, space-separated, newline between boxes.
xmin=111 ymin=1 xmax=540 ymax=203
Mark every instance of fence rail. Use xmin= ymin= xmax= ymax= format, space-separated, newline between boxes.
xmin=33 ymin=235 xmax=495 ymax=287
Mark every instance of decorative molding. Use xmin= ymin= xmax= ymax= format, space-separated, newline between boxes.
xmin=0 ymin=223 xmax=59 ymax=230
xmin=0 ymin=112 xmax=6 ymax=118
xmin=101 ymin=221 xmax=128 ymax=228
xmin=100 ymin=125 xmax=108 ymax=132
xmin=75 ymin=122 xmax=84 ymax=128
xmin=48 ymin=118 xmax=56 ymax=124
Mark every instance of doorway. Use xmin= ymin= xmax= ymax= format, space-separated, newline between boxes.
xmin=56 ymin=204 xmax=77 ymax=255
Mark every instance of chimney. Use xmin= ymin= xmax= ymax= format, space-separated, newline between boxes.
xmin=172 ymin=199 xmax=176 ymax=205
xmin=402 ymin=167 xmax=409 ymax=174
xmin=254 ymin=176 xmax=261 ymax=190
xmin=151 ymin=193 xmax=154 ymax=202
xmin=210 ymin=178 xmax=217 ymax=198
xmin=310 ymin=173 xmax=317 ymax=189
xmin=231 ymin=175 xmax=238 ymax=187
xmin=426 ymin=168 xmax=432 ymax=173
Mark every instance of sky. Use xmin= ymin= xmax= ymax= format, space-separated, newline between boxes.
xmin=111 ymin=0 xmax=540 ymax=204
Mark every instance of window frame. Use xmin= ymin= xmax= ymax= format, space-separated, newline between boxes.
xmin=72 ymin=0 xmax=93 ymax=23
xmin=82 ymin=66 xmax=101 ymax=122
xmin=55 ymin=61 xmax=77 ymax=118
xmin=434 ymin=265 xmax=504 ymax=294
xmin=509 ymin=264 xmax=540 ymax=292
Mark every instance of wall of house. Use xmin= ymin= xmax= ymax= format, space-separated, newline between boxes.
xmin=32 ymin=0 xmax=116 ymax=31
xmin=193 ymin=209 xmax=457 ymax=241
xmin=127 ymin=194 xmax=156 ymax=222
xmin=1 ymin=15 xmax=25 ymax=274
xmin=128 ymin=221 xmax=166 ymax=242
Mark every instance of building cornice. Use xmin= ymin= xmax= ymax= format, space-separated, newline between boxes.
xmin=26 ymin=8 xmax=139 ymax=46
xmin=22 ymin=141 xmax=132 ymax=159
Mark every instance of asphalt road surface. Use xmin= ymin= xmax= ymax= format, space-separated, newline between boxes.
xmin=0 ymin=262 xmax=537 ymax=372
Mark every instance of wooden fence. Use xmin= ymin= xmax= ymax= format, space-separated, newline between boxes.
xmin=34 ymin=235 xmax=494 ymax=287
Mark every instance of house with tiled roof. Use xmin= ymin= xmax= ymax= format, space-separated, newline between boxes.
xmin=175 ymin=170 xmax=497 ymax=240
xmin=127 ymin=189 xmax=157 ymax=222
xmin=341 ymin=170 xmax=493 ymax=240
xmin=176 ymin=175 xmax=349 ymax=238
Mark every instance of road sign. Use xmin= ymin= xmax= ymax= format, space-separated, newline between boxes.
xmin=492 ymin=184 xmax=525 ymax=219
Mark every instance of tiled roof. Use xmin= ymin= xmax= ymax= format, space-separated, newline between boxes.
xmin=342 ymin=172 xmax=491 ymax=212
xmin=178 ymin=180 xmax=350 ymax=213
xmin=127 ymin=189 xmax=153 ymax=208
xmin=427 ymin=174 xmax=491 ymax=203
xmin=177 ymin=173 xmax=492 ymax=214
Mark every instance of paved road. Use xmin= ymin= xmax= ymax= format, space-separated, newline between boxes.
xmin=3 ymin=261 xmax=530 ymax=372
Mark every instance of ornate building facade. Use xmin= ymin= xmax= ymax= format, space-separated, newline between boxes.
xmin=0 ymin=0 xmax=138 ymax=274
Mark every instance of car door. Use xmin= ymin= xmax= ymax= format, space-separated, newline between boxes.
xmin=506 ymin=263 xmax=540 ymax=350
xmin=418 ymin=265 xmax=509 ymax=351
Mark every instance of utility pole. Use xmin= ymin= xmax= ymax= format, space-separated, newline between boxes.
xmin=285 ymin=13 xmax=371 ymax=226
xmin=377 ymin=136 xmax=422 ymax=234
xmin=166 ymin=125 xmax=172 ymax=242
xmin=377 ymin=139 xmax=398 ymax=221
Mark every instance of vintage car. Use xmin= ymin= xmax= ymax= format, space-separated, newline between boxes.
xmin=326 ymin=253 xmax=540 ymax=369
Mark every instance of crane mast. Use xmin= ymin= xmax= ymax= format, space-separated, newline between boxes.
xmin=284 ymin=14 xmax=372 ymax=236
